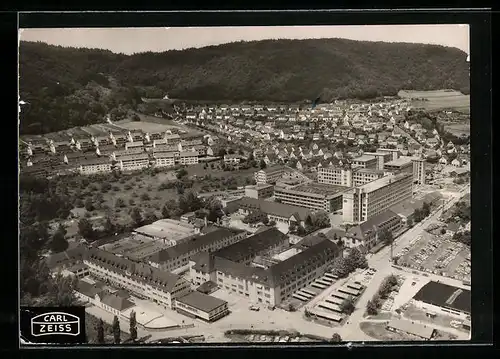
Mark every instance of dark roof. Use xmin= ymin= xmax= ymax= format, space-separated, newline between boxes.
xmin=148 ymin=228 xmax=244 ymax=263
xmin=75 ymin=280 xmax=106 ymax=298
xmin=190 ymin=251 xmax=214 ymax=273
xmin=269 ymin=239 xmax=340 ymax=286
xmin=85 ymin=247 xmax=184 ymax=293
xmin=46 ymin=245 xmax=88 ymax=269
xmin=100 ymin=293 xmax=135 ymax=312
xmin=295 ymin=234 xmax=329 ymax=249
xmin=213 ymin=256 xmax=273 ymax=286
xmin=196 ymin=280 xmax=218 ymax=294
xmin=238 ymin=197 xmax=312 ymax=221
xmin=413 ymin=281 xmax=471 ymax=314
xmin=348 ymin=210 xmax=401 ymax=240
xmin=176 ymin=291 xmax=227 ymax=313
xmin=213 ymin=227 xmax=288 ymax=262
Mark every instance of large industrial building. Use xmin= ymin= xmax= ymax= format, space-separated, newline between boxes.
xmin=237 ymin=197 xmax=312 ymax=227
xmin=412 ymin=281 xmax=471 ymax=320
xmin=147 ymin=227 xmax=247 ymax=272
xmin=274 ymin=182 xmax=345 ymax=213
xmin=342 ymin=172 xmax=413 ymax=223
xmin=189 ymin=231 xmax=340 ymax=306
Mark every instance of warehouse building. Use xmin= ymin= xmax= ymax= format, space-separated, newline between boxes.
xmin=174 ymin=291 xmax=229 ymax=322
xmin=244 ymin=183 xmax=274 ymax=199
xmin=412 ymin=281 xmax=471 ymax=320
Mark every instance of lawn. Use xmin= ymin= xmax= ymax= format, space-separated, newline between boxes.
xmin=398 ymin=90 xmax=470 ymax=113
xmin=359 ymin=321 xmax=412 ymax=341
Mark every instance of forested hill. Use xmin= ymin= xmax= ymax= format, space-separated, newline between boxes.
xmin=19 ymin=39 xmax=469 ymax=134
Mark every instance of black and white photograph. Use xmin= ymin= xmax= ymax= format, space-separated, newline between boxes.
xmin=19 ymin=22 xmax=474 ymax=345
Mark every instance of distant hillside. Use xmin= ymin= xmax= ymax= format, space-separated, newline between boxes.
xmin=19 ymin=39 xmax=469 ymax=134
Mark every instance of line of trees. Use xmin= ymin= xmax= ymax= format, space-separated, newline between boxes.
xmin=330 ymin=247 xmax=368 ymax=278
xmin=366 ymin=274 xmax=399 ymax=316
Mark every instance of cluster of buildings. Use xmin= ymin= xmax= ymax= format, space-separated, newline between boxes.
xmin=46 ymin=217 xmax=343 ymax=322
xmin=19 ymin=121 xmax=213 ymax=177
xmin=185 ymin=99 xmax=470 ymax=173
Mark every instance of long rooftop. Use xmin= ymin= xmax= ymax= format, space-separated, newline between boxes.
xmin=358 ymin=172 xmax=412 ymax=192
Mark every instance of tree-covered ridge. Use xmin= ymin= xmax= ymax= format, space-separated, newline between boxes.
xmin=19 ymin=39 xmax=469 ymax=134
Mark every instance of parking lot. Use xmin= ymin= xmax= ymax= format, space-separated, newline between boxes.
xmin=395 ymin=233 xmax=470 ymax=282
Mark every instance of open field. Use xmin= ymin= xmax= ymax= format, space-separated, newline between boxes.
xmin=359 ymin=321 xmax=411 ymax=341
xmin=443 ymin=123 xmax=470 ymax=137
xmin=115 ymin=118 xmax=187 ymax=132
xmin=395 ymin=233 xmax=470 ymax=282
xmin=398 ymin=90 xmax=470 ymax=113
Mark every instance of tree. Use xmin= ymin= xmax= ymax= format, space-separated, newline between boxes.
xmin=144 ymin=211 xmax=158 ymax=225
xmin=129 ymin=310 xmax=137 ymax=341
xmin=115 ymin=198 xmax=125 ymax=208
xmin=84 ymin=198 xmax=94 ymax=211
xmin=289 ymin=222 xmax=297 ymax=233
xmin=130 ymin=207 xmax=143 ymax=226
xmin=49 ymin=230 xmax=68 ymax=253
xmin=414 ymin=208 xmax=423 ymax=223
xmin=407 ymin=218 xmax=414 ymax=228
xmin=96 ymin=318 xmax=105 ymax=344
xmin=422 ymin=202 xmax=431 ymax=217
xmin=346 ymin=247 xmax=368 ymax=270
xmin=331 ymin=333 xmax=342 ymax=342
xmin=340 ymin=296 xmax=355 ymax=315
xmin=269 ymin=220 xmax=276 ymax=226
xmin=259 ymin=159 xmax=267 ymax=169
xmin=161 ymin=206 xmax=171 ymax=219
xmin=305 ymin=215 xmax=313 ymax=229
xmin=366 ymin=299 xmax=379 ymax=315
xmin=103 ymin=216 xmax=116 ymax=235
xmin=112 ymin=315 xmax=121 ymax=344
xmin=378 ymin=228 xmax=394 ymax=245
xmin=77 ymin=218 xmax=95 ymax=241
xmin=176 ymin=168 xmax=188 ymax=179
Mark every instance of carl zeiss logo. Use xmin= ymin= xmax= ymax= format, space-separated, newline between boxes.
xmin=31 ymin=312 xmax=80 ymax=337
xmin=21 ymin=307 xmax=86 ymax=344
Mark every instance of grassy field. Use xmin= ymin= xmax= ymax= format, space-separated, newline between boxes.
xmin=115 ymin=118 xmax=187 ymax=132
xmin=359 ymin=321 xmax=412 ymax=341
xmin=398 ymin=90 xmax=470 ymax=113
xmin=443 ymin=123 xmax=470 ymax=137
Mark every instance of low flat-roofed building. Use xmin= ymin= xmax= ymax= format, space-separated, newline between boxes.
xmin=133 ymin=219 xmax=197 ymax=244
xmin=237 ymin=196 xmax=312 ymax=227
xmin=412 ymin=281 xmax=471 ymax=319
xmin=377 ymin=148 xmax=401 ymax=161
xmin=147 ymin=227 xmax=247 ymax=272
xmin=175 ymin=291 xmax=229 ymax=322
xmin=384 ymin=156 xmax=413 ymax=175
xmin=351 ymin=155 xmax=377 ymax=169
xmin=244 ymin=184 xmax=274 ymax=199
xmin=363 ymin=152 xmax=393 ymax=170
xmin=274 ymin=182 xmax=345 ymax=213
xmin=386 ymin=318 xmax=436 ymax=340
xmin=223 ymin=154 xmax=241 ymax=164
xmin=61 ymin=262 xmax=90 ymax=279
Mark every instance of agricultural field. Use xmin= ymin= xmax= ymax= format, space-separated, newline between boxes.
xmin=442 ymin=123 xmax=470 ymax=137
xmin=398 ymin=89 xmax=470 ymax=113
xmin=115 ymin=116 xmax=190 ymax=132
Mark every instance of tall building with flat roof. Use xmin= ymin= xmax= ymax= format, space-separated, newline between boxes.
xmin=412 ymin=157 xmax=426 ymax=185
xmin=317 ymin=166 xmax=386 ymax=187
xmin=377 ymin=148 xmax=401 ymax=161
xmin=351 ymin=155 xmax=377 ymax=169
xmin=342 ymin=172 xmax=413 ymax=223
xmin=274 ymin=182 xmax=345 ymax=212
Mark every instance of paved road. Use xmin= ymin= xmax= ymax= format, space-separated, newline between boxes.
xmin=340 ymin=187 xmax=469 ymax=341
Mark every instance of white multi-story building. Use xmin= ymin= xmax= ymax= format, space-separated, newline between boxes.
xmin=178 ymin=151 xmax=199 ymax=165
xmin=317 ymin=166 xmax=386 ymax=187
xmin=342 ymin=172 xmax=413 ymax=223
xmin=79 ymin=158 xmax=113 ymax=175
